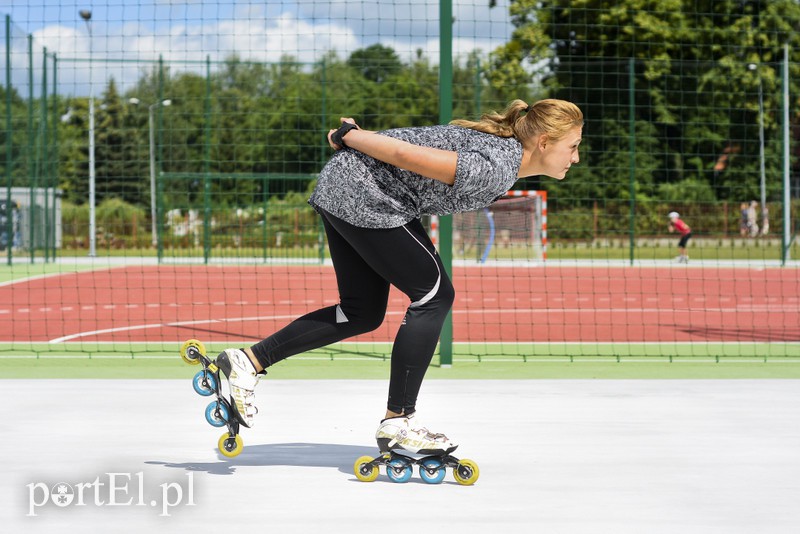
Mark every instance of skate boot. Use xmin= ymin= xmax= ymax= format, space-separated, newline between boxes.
xmin=180 ymin=340 xmax=264 ymax=458
xmin=214 ymin=348 xmax=261 ymax=428
xmin=375 ymin=414 xmax=458 ymax=455
xmin=354 ymin=414 xmax=478 ymax=484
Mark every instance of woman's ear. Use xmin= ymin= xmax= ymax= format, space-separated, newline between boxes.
xmin=537 ymin=133 xmax=549 ymax=151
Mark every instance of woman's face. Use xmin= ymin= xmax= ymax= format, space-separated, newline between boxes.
xmin=541 ymin=126 xmax=582 ymax=180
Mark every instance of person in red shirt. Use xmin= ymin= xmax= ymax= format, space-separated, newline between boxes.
xmin=668 ymin=211 xmax=692 ymax=263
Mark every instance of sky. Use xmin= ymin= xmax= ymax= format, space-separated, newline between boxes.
xmin=0 ymin=0 xmax=514 ymax=96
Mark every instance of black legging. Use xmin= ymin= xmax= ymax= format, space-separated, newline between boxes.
xmin=250 ymin=209 xmax=455 ymax=414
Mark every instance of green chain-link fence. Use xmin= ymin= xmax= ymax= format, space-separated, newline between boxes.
xmin=2 ymin=1 xmax=799 ymax=361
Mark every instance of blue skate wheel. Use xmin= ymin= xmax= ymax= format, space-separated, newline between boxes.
xmin=418 ymin=457 xmax=446 ymax=484
xmin=205 ymin=400 xmax=229 ymax=427
xmin=386 ymin=458 xmax=413 ymax=483
xmin=192 ymin=370 xmax=217 ymax=397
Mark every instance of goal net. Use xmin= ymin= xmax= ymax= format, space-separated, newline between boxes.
xmin=430 ymin=190 xmax=547 ymax=263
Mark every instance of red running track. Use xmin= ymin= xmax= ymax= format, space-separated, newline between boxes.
xmin=1 ymin=265 xmax=798 ymax=344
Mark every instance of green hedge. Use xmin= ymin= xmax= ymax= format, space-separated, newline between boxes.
xmin=59 ymin=196 xmax=798 ymax=249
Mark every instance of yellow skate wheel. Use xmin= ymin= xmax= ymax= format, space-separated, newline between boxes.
xmin=453 ymin=459 xmax=480 ymax=486
xmin=218 ymin=432 xmax=243 ymax=458
xmin=353 ymin=455 xmax=379 ymax=482
xmin=180 ymin=339 xmax=206 ymax=365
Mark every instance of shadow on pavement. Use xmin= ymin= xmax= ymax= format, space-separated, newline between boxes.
xmin=146 ymin=442 xmax=378 ymax=476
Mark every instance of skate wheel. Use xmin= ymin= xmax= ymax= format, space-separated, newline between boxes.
xmin=218 ymin=432 xmax=243 ymax=458
xmin=192 ymin=370 xmax=217 ymax=397
xmin=453 ymin=459 xmax=480 ymax=486
xmin=205 ymin=400 xmax=229 ymax=427
xmin=180 ymin=339 xmax=205 ymax=365
xmin=386 ymin=457 xmax=413 ymax=483
xmin=419 ymin=457 xmax=446 ymax=484
xmin=353 ymin=456 xmax=379 ymax=482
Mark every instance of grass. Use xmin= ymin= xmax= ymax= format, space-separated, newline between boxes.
xmin=1 ymin=342 xmax=798 ymax=379
xmin=1 ymin=242 xmax=796 ymax=285
xmin=0 ymin=262 xmax=100 ymax=284
xmin=546 ymin=237 xmax=797 ymax=262
xmin=1 ymin=356 xmax=799 ymax=380
xmin=2 ymin=235 xmax=797 ymax=271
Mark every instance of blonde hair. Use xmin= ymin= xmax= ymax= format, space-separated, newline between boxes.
xmin=451 ymin=98 xmax=583 ymax=144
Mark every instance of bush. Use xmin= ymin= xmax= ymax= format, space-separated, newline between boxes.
xmin=62 ymin=201 xmax=88 ymax=236
xmin=61 ymin=198 xmax=148 ymax=249
xmin=96 ymin=197 xmax=147 ymax=237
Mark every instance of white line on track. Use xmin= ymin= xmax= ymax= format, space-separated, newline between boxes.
xmin=43 ymin=304 xmax=800 ymax=343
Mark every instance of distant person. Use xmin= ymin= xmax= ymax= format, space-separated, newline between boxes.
xmin=739 ymin=202 xmax=749 ymax=237
xmin=668 ymin=211 xmax=692 ymax=264
xmin=12 ymin=200 xmax=22 ymax=249
xmin=747 ymin=200 xmax=759 ymax=237
xmin=760 ymin=206 xmax=769 ymax=236
xmin=0 ymin=200 xmax=6 ymax=251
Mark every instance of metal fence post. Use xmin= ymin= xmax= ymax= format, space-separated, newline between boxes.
xmin=438 ymin=0 xmax=454 ymax=367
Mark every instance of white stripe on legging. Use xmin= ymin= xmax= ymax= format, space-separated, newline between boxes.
xmin=401 ymin=224 xmax=441 ymax=308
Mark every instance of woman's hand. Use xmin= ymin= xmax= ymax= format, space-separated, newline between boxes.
xmin=328 ymin=118 xmax=359 ymax=150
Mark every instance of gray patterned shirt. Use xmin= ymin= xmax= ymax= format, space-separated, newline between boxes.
xmin=309 ymin=124 xmax=523 ymax=228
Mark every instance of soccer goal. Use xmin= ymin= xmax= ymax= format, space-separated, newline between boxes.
xmin=430 ymin=190 xmax=547 ymax=263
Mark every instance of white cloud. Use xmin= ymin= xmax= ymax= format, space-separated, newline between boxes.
xmin=9 ymin=0 xmax=513 ymax=96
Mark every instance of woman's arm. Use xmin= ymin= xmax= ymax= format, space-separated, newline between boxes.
xmin=328 ymin=118 xmax=458 ymax=186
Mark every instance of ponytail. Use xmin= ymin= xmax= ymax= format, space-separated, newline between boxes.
xmin=451 ymin=98 xmax=583 ymax=144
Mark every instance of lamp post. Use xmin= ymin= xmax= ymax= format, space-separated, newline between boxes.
xmin=749 ymin=63 xmax=767 ymax=233
xmin=129 ymin=97 xmax=171 ymax=246
xmin=80 ymin=9 xmax=96 ymax=256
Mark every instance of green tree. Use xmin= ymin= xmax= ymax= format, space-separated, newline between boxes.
xmin=360 ymin=51 xmax=440 ymax=130
xmin=0 ymin=84 xmax=35 ymax=185
xmin=347 ymin=44 xmax=403 ymax=83
xmin=58 ymin=97 xmax=94 ymax=204
xmin=494 ymin=0 xmax=800 ymax=202
xmin=91 ymin=78 xmax=146 ymax=205
xmin=258 ymin=56 xmax=326 ymax=176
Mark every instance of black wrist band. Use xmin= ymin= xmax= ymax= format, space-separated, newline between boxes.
xmin=331 ymin=122 xmax=359 ymax=147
